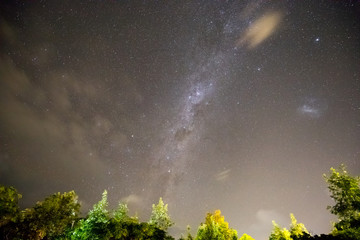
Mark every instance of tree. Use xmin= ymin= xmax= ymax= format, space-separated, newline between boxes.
xmin=18 ymin=191 xmax=80 ymax=240
xmin=239 ymin=233 xmax=255 ymax=240
xmin=269 ymin=214 xmax=309 ymax=240
xmin=0 ymin=185 xmax=21 ymax=227
xmin=323 ymin=165 xmax=360 ymax=226
xmin=179 ymin=225 xmax=194 ymax=240
xmin=113 ymin=202 xmax=138 ymax=224
xmin=289 ymin=213 xmax=310 ymax=240
xmin=195 ymin=210 xmax=238 ymax=240
xmin=113 ymin=202 xmax=129 ymax=222
xmin=323 ymin=165 xmax=360 ymax=239
xmin=185 ymin=225 xmax=194 ymax=240
xmin=109 ymin=202 xmax=140 ymax=239
xmin=149 ymin=197 xmax=174 ymax=231
xmin=128 ymin=222 xmax=174 ymax=240
xmin=269 ymin=221 xmax=292 ymax=240
xmin=0 ymin=185 xmax=22 ymax=240
xmin=72 ymin=190 xmax=110 ymax=240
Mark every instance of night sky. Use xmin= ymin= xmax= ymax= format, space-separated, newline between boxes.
xmin=0 ymin=1 xmax=359 ymax=239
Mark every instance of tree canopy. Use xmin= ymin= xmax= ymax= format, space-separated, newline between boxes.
xmin=71 ymin=190 xmax=110 ymax=240
xmin=239 ymin=233 xmax=255 ymax=240
xmin=149 ymin=197 xmax=174 ymax=231
xmin=323 ymin=164 xmax=360 ymax=239
xmin=113 ymin=202 xmax=131 ymax=222
xmin=195 ymin=209 xmax=238 ymax=240
xmin=28 ymin=190 xmax=80 ymax=239
xmin=0 ymin=164 xmax=359 ymax=240
xmin=269 ymin=214 xmax=309 ymax=240
xmin=0 ymin=185 xmax=21 ymax=227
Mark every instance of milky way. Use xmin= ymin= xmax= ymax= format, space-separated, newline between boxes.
xmin=146 ymin=52 xmax=226 ymax=200
xmin=145 ymin=3 xmax=285 ymax=202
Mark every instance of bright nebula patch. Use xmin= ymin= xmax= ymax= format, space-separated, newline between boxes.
xmin=297 ymin=97 xmax=328 ymax=119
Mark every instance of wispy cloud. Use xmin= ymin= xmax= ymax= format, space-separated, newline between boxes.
xmin=121 ymin=194 xmax=141 ymax=204
xmin=215 ymin=169 xmax=231 ymax=181
xmin=249 ymin=209 xmax=287 ymax=240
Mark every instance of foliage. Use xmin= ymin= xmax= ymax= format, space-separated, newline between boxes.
xmin=110 ymin=220 xmax=173 ymax=240
xmin=269 ymin=221 xmax=292 ymax=240
xmin=0 ymin=185 xmax=21 ymax=227
xmin=289 ymin=213 xmax=310 ymax=239
xmin=323 ymin=164 xmax=360 ymax=233
xmin=186 ymin=225 xmax=194 ymax=240
xmin=0 ymin=185 xmax=21 ymax=240
xmin=18 ymin=191 xmax=80 ymax=240
xmin=1 ymin=164 xmax=360 ymax=240
xmin=239 ymin=233 xmax=255 ymax=240
xmin=71 ymin=190 xmax=110 ymax=240
xmin=269 ymin=214 xmax=309 ymax=240
xmin=179 ymin=225 xmax=194 ymax=240
xmin=149 ymin=197 xmax=174 ymax=231
xmin=113 ymin=202 xmax=131 ymax=223
xmin=109 ymin=202 xmax=140 ymax=239
xmin=331 ymin=227 xmax=360 ymax=240
xmin=195 ymin=210 xmax=238 ymax=240
xmin=69 ymin=192 xmax=174 ymax=240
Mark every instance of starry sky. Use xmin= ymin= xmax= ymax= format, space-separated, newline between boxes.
xmin=0 ymin=1 xmax=359 ymax=239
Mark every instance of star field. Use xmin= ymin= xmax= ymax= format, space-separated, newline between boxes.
xmin=0 ymin=1 xmax=359 ymax=239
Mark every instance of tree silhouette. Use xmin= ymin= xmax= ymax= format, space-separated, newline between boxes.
xmin=195 ymin=210 xmax=238 ymax=240
xmin=72 ymin=190 xmax=110 ymax=240
xmin=149 ymin=197 xmax=174 ymax=231
xmin=323 ymin=165 xmax=360 ymax=239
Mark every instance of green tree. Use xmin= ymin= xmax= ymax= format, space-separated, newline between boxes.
xmin=269 ymin=221 xmax=292 ymax=240
xmin=289 ymin=213 xmax=309 ymax=240
xmin=239 ymin=233 xmax=255 ymax=240
xmin=179 ymin=225 xmax=194 ymax=240
xmin=109 ymin=202 xmax=140 ymax=239
xmin=269 ymin=214 xmax=309 ymax=240
xmin=195 ymin=210 xmax=238 ymax=240
xmin=0 ymin=185 xmax=22 ymax=239
xmin=324 ymin=165 xmax=360 ymax=239
xmin=149 ymin=197 xmax=174 ymax=231
xmin=113 ymin=203 xmax=129 ymax=221
xmin=110 ymin=220 xmax=174 ymax=240
xmin=185 ymin=225 xmax=194 ymax=240
xmin=323 ymin=165 xmax=360 ymax=226
xmin=72 ymin=190 xmax=110 ymax=240
xmin=113 ymin=202 xmax=137 ymax=223
xmin=18 ymin=191 xmax=80 ymax=240
xmin=0 ymin=185 xmax=21 ymax=227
